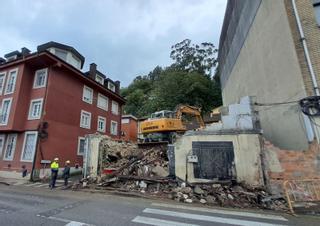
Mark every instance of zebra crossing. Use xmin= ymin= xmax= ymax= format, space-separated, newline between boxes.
xmin=132 ymin=203 xmax=288 ymax=226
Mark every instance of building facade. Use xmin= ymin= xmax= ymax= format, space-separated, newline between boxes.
xmin=121 ymin=115 xmax=138 ymax=143
xmin=0 ymin=42 xmax=125 ymax=179
xmin=218 ymin=0 xmax=320 ymax=190
xmin=218 ymin=0 xmax=320 ymax=150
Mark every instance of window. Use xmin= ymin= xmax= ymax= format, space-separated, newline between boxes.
xmin=70 ymin=54 xmax=81 ymax=69
xmin=33 ymin=68 xmax=48 ymax=88
xmin=28 ymin=98 xmax=43 ymax=120
xmin=21 ymin=131 xmax=38 ymax=162
xmin=108 ymin=82 xmax=116 ymax=92
xmin=0 ymin=72 xmax=6 ymax=95
xmin=4 ymin=68 xmax=18 ymax=94
xmin=6 ymin=56 xmax=17 ymax=61
xmin=77 ymin=137 xmax=86 ymax=155
xmin=121 ymin=118 xmax=129 ymax=124
xmin=97 ymin=93 xmax=108 ymax=111
xmin=82 ymin=85 xmax=93 ymax=104
xmin=110 ymin=121 xmax=118 ymax=135
xmin=0 ymin=135 xmax=5 ymax=157
xmin=97 ymin=116 xmax=106 ymax=133
xmin=314 ymin=2 xmax=320 ymax=25
xmin=3 ymin=134 xmax=17 ymax=161
xmin=0 ymin=98 xmax=12 ymax=125
xmin=111 ymin=101 xmax=119 ymax=115
xmin=80 ymin=110 xmax=91 ymax=129
xmin=95 ymin=74 xmax=104 ymax=85
xmin=55 ymin=49 xmax=68 ymax=61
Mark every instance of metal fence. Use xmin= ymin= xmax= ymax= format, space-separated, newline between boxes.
xmin=283 ymin=179 xmax=320 ymax=214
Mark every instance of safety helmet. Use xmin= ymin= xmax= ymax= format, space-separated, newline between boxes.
xmin=54 ymin=157 xmax=59 ymax=161
xmin=66 ymin=160 xmax=70 ymax=164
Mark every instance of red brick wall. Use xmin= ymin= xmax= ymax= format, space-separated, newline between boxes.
xmin=121 ymin=118 xmax=138 ymax=142
xmin=263 ymin=139 xmax=320 ymax=193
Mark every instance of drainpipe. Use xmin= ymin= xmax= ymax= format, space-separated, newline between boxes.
xmin=292 ymin=0 xmax=320 ymax=96
xmin=291 ymin=0 xmax=320 ymax=142
xmin=30 ymin=66 xmax=51 ymax=181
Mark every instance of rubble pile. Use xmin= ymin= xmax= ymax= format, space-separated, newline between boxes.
xmin=171 ymin=183 xmax=288 ymax=211
xmin=85 ymin=137 xmax=288 ymax=212
xmin=98 ymin=137 xmax=169 ymax=178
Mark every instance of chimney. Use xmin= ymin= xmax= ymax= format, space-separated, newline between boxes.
xmin=0 ymin=57 xmax=5 ymax=65
xmin=89 ymin=63 xmax=97 ymax=80
xmin=21 ymin=47 xmax=31 ymax=57
xmin=115 ymin=80 xmax=120 ymax=94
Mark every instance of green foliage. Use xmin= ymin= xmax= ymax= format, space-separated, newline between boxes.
xmin=170 ymin=39 xmax=218 ymax=77
xmin=121 ymin=39 xmax=222 ymax=118
xmin=152 ymin=70 xmax=221 ymax=113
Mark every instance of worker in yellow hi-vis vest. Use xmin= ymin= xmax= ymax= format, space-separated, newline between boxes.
xmin=49 ymin=157 xmax=59 ymax=189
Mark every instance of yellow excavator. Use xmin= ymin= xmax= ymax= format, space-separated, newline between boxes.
xmin=140 ymin=105 xmax=205 ymax=143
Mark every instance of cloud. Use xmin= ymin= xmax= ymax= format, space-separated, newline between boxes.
xmin=0 ymin=0 xmax=226 ymax=86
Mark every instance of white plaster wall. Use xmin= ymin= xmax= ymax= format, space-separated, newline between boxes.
xmin=85 ymin=135 xmax=103 ymax=177
xmin=221 ymin=0 xmax=308 ymax=150
xmin=174 ymin=134 xmax=263 ymax=186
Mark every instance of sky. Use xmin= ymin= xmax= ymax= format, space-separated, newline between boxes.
xmin=0 ymin=0 xmax=227 ymax=87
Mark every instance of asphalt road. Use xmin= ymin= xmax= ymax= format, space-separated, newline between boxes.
xmin=0 ymin=183 xmax=319 ymax=226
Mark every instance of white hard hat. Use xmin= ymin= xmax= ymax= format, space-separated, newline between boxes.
xmin=66 ymin=160 xmax=70 ymax=164
xmin=54 ymin=157 xmax=59 ymax=161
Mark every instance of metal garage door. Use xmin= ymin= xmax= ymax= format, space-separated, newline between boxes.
xmin=192 ymin=141 xmax=234 ymax=180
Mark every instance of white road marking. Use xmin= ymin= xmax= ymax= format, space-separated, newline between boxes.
xmin=36 ymin=215 xmax=94 ymax=226
xmin=152 ymin=203 xmax=288 ymax=221
xmin=132 ymin=216 xmax=200 ymax=226
xmin=65 ymin=221 xmax=91 ymax=226
xmin=143 ymin=208 xmax=286 ymax=226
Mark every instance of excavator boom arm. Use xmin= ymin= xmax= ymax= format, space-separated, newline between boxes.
xmin=175 ymin=105 xmax=205 ymax=128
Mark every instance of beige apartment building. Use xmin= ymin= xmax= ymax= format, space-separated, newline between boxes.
xmin=219 ymin=0 xmax=320 ymax=150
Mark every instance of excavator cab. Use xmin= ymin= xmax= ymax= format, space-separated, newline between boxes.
xmin=150 ymin=110 xmax=175 ymax=119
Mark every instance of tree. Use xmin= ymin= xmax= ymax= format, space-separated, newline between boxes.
xmin=121 ymin=39 xmax=222 ymax=118
xmin=152 ymin=69 xmax=220 ymax=113
xmin=170 ymin=39 xmax=218 ymax=77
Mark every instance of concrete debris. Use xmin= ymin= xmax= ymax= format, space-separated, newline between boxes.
xmin=139 ymin=181 xmax=147 ymax=189
xmin=228 ymin=194 xmax=234 ymax=200
xmin=180 ymin=187 xmax=192 ymax=194
xmin=152 ymin=165 xmax=169 ymax=177
xmin=200 ymin=199 xmax=207 ymax=204
xmin=194 ymin=185 xmax=205 ymax=195
xmin=82 ymin=137 xmax=288 ymax=212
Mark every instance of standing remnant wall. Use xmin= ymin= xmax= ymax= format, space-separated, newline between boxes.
xmin=174 ymin=132 xmax=264 ymax=187
xmin=263 ymin=139 xmax=320 ymax=194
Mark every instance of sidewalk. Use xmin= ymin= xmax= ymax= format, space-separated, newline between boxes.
xmin=0 ymin=174 xmax=82 ymax=187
